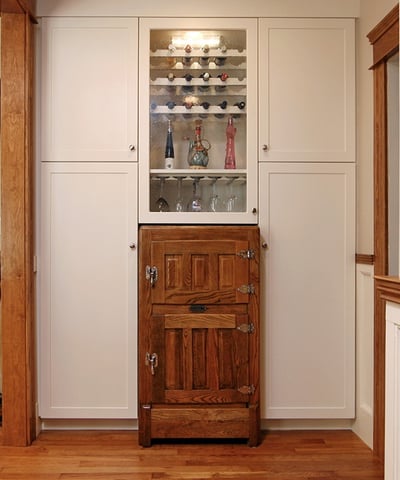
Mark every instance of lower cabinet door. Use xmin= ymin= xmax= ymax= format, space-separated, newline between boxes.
xmin=138 ymin=226 xmax=260 ymax=446
xmin=259 ymin=162 xmax=356 ymax=419
xmin=39 ymin=162 xmax=138 ymax=418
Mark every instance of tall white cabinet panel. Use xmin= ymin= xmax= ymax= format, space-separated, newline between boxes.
xmin=259 ymin=18 xmax=355 ymax=162
xmin=259 ymin=163 xmax=355 ymax=418
xmin=39 ymin=163 xmax=138 ymax=418
xmin=385 ymin=303 xmax=400 ymax=480
xmin=41 ymin=17 xmax=138 ymax=162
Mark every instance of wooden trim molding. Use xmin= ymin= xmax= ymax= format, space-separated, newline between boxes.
xmin=375 ymin=275 xmax=400 ymax=305
xmin=1 ymin=11 xmax=36 ymax=446
xmin=368 ymin=4 xmax=399 ymax=462
xmin=1 ymin=0 xmax=37 ymax=21
xmin=367 ymin=4 xmax=399 ymax=67
xmin=355 ymin=254 xmax=375 ymax=265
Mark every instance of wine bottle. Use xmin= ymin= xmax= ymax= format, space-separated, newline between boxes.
xmin=234 ymin=101 xmax=246 ymax=110
xmin=200 ymin=72 xmax=211 ymax=81
xmin=166 ymin=101 xmax=176 ymax=110
xmin=200 ymin=101 xmax=210 ymax=110
xmin=164 ymin=120 xmax=175 ymax=169
xmin=218 ymin=72 xmax=229 ymax=82
xmin=184 ymin=73 xmax=193 ymax=81
xmin=167 ymin=72 xmax=175 ymax=82
xmin=218 ymin=100 xmax=228 ymax=109
xmin=224 ymin=115 xmax=236 ymax=169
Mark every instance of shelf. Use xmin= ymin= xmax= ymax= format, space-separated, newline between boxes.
xmin=150 ymin=105 xmax=246 ymax=115
xmin=150 ymin=169 xmax=246 ymax=179
xmin=150 ymin=77 xmax=246 ymax=86
xmin=150 ymin=48 xmax=246 ymax=57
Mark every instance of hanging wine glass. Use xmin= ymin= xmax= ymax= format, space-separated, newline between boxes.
xmin=155 ymin=177 xmax=170 ymax=212
xmin=187 ymin=177 xmax=203 ymax=212
xmin=225 ymin=177 xmax=238 ymax=212
xmin=208 ymin=177 xmax=221 ymax=212
xmin=175 ymin=176 xmax=184 ymax=212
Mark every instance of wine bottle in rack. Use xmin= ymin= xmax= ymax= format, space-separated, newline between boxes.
xmin=218 ymin=72 xmax=229 ymax=82
xmin=184 ymin=73 xmax=193 ymax=81
xmin=166 ymin=101 xmax=176 ymax=110
xmin=234 ymin=101 xmax=246 ymax=110
xmin=167 ymin=72 xmax=175 ymax=82
xmin=224 ymin=115 xmax=236 ymax=169
xmin=164 ymin=120 xmax=175 ymax=169
xmin=218 ymin=100 xmax=228 ymax=109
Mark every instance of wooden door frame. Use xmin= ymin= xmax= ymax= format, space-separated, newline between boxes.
xmin=367 ymin=4 xmax=399 ymax=461
xmin=1 ymin=0 xmax=36 ymax=446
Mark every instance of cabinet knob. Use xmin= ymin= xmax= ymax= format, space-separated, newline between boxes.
xmin=129 ymin=243 xmax=136 ymax=250
xmin=129 ymin=144 xmax=136 ymax=151
xmin=252 ymin=207 xmax=257 ymax=214
xmin=262 ymin=242 xmax=268 ymax=249
xmin=262 ymin=144 xmax=269 ymax=151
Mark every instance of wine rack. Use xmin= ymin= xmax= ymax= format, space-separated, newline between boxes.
xmin=139 ymin=18 xmax=258 ymax=223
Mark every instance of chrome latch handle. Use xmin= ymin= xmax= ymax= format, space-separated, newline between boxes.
xmin=145 ymin=265 xmax=158 ymax=287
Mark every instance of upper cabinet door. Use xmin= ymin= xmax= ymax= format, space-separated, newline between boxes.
xmin=138 ymin=18 xmax=258 ymax=224
xmin=41 ymin=17 xmax=138 ymax=162
xmin=259 ymin=18 xmax=355 ymax=162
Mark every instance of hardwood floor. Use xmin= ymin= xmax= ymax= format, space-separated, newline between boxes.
xmin=0 ymin=430 xmax=383 ymax=479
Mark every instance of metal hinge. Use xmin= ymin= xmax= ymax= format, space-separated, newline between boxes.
xmin=145 ymin=265 xmax=158 ymax=287
xmin=237 ymin=249 xmax=255 ymax=260
xmin=237 ymin=323 xmax=255 ymax=334
xmin=237 ymin=284 xmax=255 ymax=295
xmin=238 ymin=384 xmax=256 ymax=395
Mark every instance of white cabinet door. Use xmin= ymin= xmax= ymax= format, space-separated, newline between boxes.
xmin=259 ymin=18 xmax=355 ymax=162
xmin=41 ymin=17 xmax=138 ymax=162
xmin=39 ymin=163 xmax=137 ymax=418
xmin=259 ymin=162 xmax=355 ymax=418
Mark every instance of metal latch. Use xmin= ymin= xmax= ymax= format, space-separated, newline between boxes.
xmin=145 ymin=265 xmax=158 ymax=287
xmin=145 ymin=352 xmax=158 ymax=375
xmin=237 ymin=323 xmax=255 ymax=334
xmin=237 ymin=249 xmax=255 ymax=260
xmin=237 ymin=284 xmax=255 ymax=295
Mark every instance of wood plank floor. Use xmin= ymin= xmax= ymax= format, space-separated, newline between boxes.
xmin=0 ymin=430 xmax=383 ymax=479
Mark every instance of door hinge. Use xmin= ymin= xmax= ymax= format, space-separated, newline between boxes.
xmin=237 ymin=249 xmax=255 ymax=260
xmin=238 ymin=384 xmax=256 ymax=395
xmin=237 ymin=284 xmax=255 ymax=295
xmin=237 ymin=323 xmax=255 ymax=334
xmin=145 ymin=265 xmax=158 ymax=287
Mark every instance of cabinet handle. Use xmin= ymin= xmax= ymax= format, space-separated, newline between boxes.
xmin=129 ymin=243 xmax=136 ymax=250
xmin=262 ymin=242 xmax=268 ymax=249
xmin=252 ymin=207 xmax=257 ymax=214
xmin=129 ymin=144 xmax=136 ymax=151
xmin=262 ymin=144 xmax=269 ymax=151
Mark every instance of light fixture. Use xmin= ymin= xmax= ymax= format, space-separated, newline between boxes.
xmin=171 ymin=32 xmax=220 ymax=49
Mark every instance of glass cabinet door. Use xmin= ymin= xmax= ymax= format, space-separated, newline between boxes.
xmin=139 ymin=18 xmax=257 ymax=223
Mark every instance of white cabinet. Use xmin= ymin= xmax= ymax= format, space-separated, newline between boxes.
xmin=259 ymin=163 xmax=355 ymax=418
xmin=41 ymin=17 xmax=138 ymax=162
xmin=39 ymin=163 xmax=138 ymax=418
xmin=138 ymin=18 xmax=258 ymax=224
xmin=259 ymin=18 xmax=355 ymax=162
xmin=385 ymin=303 xmax=400 ymax=480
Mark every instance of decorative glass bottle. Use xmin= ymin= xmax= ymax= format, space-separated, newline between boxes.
xmin=187 ymin=120 xmax=210 ymax=169
xmin=224 ymin=115 xmax=236 ymax=169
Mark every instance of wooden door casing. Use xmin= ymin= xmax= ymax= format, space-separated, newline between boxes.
xmin=139 ymin=226 xmax=260 ymax=446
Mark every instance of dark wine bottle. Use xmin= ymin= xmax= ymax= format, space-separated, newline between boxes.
xmin=234 ymin=101 xmax=246 ymax=110
xmin=184 ymin=73 xmax=193 ymax=81
xmin=200 ymin=101 xmax=210 ymax=110
xmin=164 ymin=120 xmax=175 ymax=169
xmin=218 ymin=100 xmax=228 ymax=109
xmin=166 ymin=101 xmax=176 ymax=110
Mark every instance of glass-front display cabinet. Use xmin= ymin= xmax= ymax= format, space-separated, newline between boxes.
xmin=139 ymin=18 xmax=258 ymax=223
